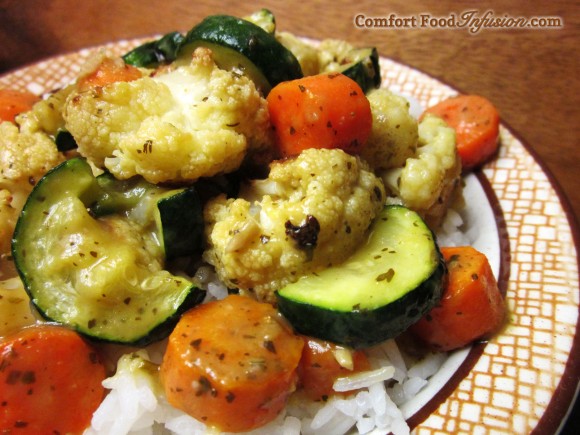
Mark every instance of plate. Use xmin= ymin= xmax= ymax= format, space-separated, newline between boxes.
xmin=1 ymin=39 xmax=579 ymax=434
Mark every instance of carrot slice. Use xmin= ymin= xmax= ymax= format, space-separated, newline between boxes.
xmin=160 ymin=295 xmax=304 ymax=433
xmin=266 ymin=73 xmax=372 ymax=157
xmin=297 ymin=337 xmax=370 ymax=401
xmin=422 ymin=94 xmax=500 ymax=171
xmin=78 ymin=57 xmax=142 ymax=91
xmin=0 ymin=324 xmax=107 ymax=434
xmin=409 ymin=246 xmax=506 ymax=351
xmin=0 ymin=89 xmax=39 ymax=122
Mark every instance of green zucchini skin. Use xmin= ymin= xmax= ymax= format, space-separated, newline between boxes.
xmin=340 ymin=47 xmax=382 ymax=93
xmin=157 ymin=187 xmax=204 ymax=260
xmin=91 ymin=173 xmax=204 ymax=260
xmin=276 ymin=205 xmax=446 ymax=349
xmin=180 ymin=14 xmax=303 ymax=93
xmin=123 ymin=31 xmax=185 ymax=68
xmin=277 ymin=262 xmax=445 ymax=349
xmin=11 ymin=158 xmax=205 ymax=345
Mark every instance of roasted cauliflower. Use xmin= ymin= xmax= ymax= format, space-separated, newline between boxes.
xmin=63 ymin=48 xmax=273 ymax=184
xmin=203 ymin=148 xmax=386 ymax=302
xmin=276 ymin=31 xmax=320 ymax=76
xmin=317 ymin=39 xmax=357 ymax=73
xmin=380 ymin=114 xmax=462 ymax=227
xmin=277 ymin=35 xmax=366 ymax=78
xmin=362 ymin=88 xmax=419 ymax=170
xmin=0 ymin=88 xmax=69 ymax=256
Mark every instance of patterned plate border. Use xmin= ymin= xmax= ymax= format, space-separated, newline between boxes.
xmin=378 ymin=57 xmax=580 ymax=434
xmin=1 ymin=38 xmax=578 ymax=435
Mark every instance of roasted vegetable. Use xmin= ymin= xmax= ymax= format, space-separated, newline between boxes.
xmin=0 ymin=88 xmax=39 ymax=122
xmin=422 ymin=94 xmax=501 ymax=171
xmin=0 ymin=277 xmax=36 ymax=338
xmin=64 ymin=50 xmax=272 ymax=184
xmin=318 ymin=39 xmax=381 ymax=93
xmin=267 ymin=73 xmax=372 ymax=157
xmin=122 ymin=31 xmax=184 ymax=68
xmin=203 ymin=148 xmax=385 ymax=302
xmin=178 ymin=14 xmax=303 ymax=94
xmin=0 ymin=325 xmax=107 ymax=433
xmin=410 ymin=246 xmax=506 ymax=351
xmin=243 ymin=8 xmax=276 ymax=33
xmin=0 ymin=86 xmax=70 ymax=255
xmin=362 ymin=88 xmax=419 ymax=170
xmin=380 ymin=113 xmax=462 ymax=228
xmin=11 ymin=158 xmax=205 ymax=345
xmin=160 ymin=295 xmax=304 ymax=432
xmin=297 ymin=337 xmax=371 ymax=401
xmin=276 ymin=205 xmax=446 ymax=348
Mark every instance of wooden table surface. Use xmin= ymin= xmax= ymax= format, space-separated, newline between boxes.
xmin=0 ymin=0 xmax=578 ymax=432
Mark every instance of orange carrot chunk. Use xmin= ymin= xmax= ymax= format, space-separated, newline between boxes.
xmin=267 ymin=73 xmax=372 ymax=158
xmin=297 ymin=337 xmax=371 ymax=401
xmin=78 ymin=57 xmax=142 ymax=90
xmin=0 ymin=89 xmax=39 ymax=122
xmin=0 ymin=324 xmax=107 ymax=434
xmin=160 ymin=295 xmax=304 ymax=433
xmin=422 ymin=94 xmax=500 ymax=171
xmin=409 ymin=246 xmax=506 ymax=351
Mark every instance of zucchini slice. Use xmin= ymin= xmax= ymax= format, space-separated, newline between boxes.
xmin=322 ymin=46 xmax=381 ymax=93
xmin=276 ymin=205 xmax=445 ymax=348
xmin=339 ymin=47 xmax=382 ymax=93
xmin=122 ymin=31 xmax=185 ymax=68
xmin=11 ymin=158 xmax=205 ymax=345
xmin=91 ymin=173 xmax=204 ymax=260
xmin=178 ymin=14 xmax=303 ymax=94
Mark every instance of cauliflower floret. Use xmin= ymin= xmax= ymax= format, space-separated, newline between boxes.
xmin=0 ymin=89 xmax=68 ymax=255
xmin=203 ymin=148 xmax=386 ymax=302
xmin=361 ymin=88 xmax=419 ymax=170
xmin=17 ymin=84 xmax=75 ymax=136
xmin=317 ymin=39 xmax=357 ymax=72
xmin=276 ymin=31 xmax=320 ymax=76
xmin=63 ymin=48 xmax=273 ymax=184
xmin=381 ymin=114 xmax=462 ymax=227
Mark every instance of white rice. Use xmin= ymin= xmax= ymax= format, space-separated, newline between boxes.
xmin=85 ymin=338 xmax=447 ymax=435
xmin=435 ymin=207 xmax=471 ymax=247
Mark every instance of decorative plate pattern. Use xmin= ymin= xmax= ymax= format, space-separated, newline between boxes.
xmin=1 ymin=39 xmax=578 ymax=435
xmin=381 ymin=59 xmax=580 ymax=433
